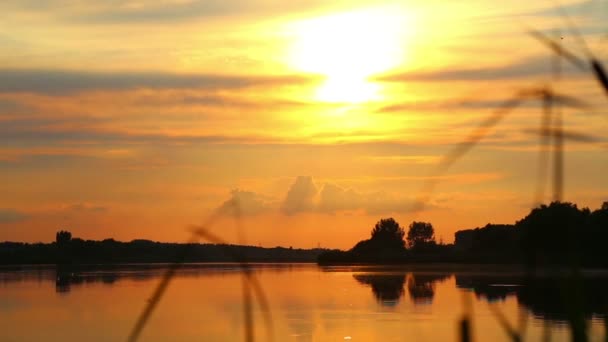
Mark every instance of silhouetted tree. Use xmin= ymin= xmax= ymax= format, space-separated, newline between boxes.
xmin=347 ymin=218 xmax=406 ymax=260
xmin=55 ymin=230 xmax=72 ymax=245
xmin=406 ymin=222 xmax=435 ymax=249
xmin=370 ymin=218 xmax=406 ymax=249
xmin=516 ymin=201 xmax=589 ymax=265
xmin=586 ymin=201 xmax=608 ymax=265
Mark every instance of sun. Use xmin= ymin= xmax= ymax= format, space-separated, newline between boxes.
xmin=288 ymin=7 xmax=409 ymax=103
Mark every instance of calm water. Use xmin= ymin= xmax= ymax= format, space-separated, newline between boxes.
xmin=1 ymin=264 xmax=607 ymax=341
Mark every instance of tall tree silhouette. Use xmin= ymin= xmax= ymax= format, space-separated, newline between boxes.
xmin=406 ymin=222 xmax=435 ymax=249
xmin=55 ymin=230 xmax=72 ymax=245
xmin=370 ymin=218 xmax=406 ymax=249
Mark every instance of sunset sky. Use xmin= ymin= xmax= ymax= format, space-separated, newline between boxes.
xmin=0 ymin=0 xmax=606 ymax=249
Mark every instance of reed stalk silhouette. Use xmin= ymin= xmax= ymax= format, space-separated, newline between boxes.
xmin=127 ymin=199 xmax=274 ymax=342
xmin=459 ymin=291 xmax=474 ymax=342
xmin=410 ymin=88 xmax=588 ymax=216
xmin=528 ymin=6 xmax=608 ymax=97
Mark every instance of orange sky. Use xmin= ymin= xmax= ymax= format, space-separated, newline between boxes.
xmin=0 ymin=0 xmax=606 ymax=249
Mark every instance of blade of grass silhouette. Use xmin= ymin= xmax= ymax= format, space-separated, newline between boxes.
xmin=538 ymin=17 xmax=593 ymax=330
xmin=552 ymin=0 xmax=594 ymax=58
xmin=437 ymin=90 xmax=586 ymax=172
xmin=411 ymin=90 xmax=587 ymax=214
xmin=516 ymin=305 xmax=529 ymax=341
xmin=591 ymin=61 xmax=608 ymax=96
xmin=535 ymin=32 xmax=562 ymax=207
xmin=242 ymin=276 xmax=254 ymax=342
xmin=562 ymin=272 xmax=588 ymax=342
xmin=128 ymin=206 xmax=274 ymax=342
xmin=603 ymin=312 xmax=608 ymax=342
xmin=535 ymin=92 xmax=553 ymax=205
xmin=459 ymin=317 xmax=472 ymax=342
xmin=127 ymin=213 xmax=221 ymax=342
xmin=190 ymin=226 xmax=274 ymax=342
xmin=542 ymin=321 xmax=552 ymax=342
xmin=543 ymin=25 xmax=588 ymax=327
xmin=228 ymin=198 xmax=254 ymax=342
xmin=552 ymin=42 xmax=563 ymax=203
xmin=529 ymin=30 xmax=608 ymax=96
xmin=551 ymin=0 xmax=608 ymax=95
xmin=410 ymin=95 xmax=523 ymax=213
xmin=553 ymin=106 xmax=564 ymax=202
xmin=459 ymin=291 xmax=474 ymax=342
xmin=488 ymin=303 xmax=521 ymax=342
xmin=528 ymin=30 xmax=587 ymax=71
xmin=437 ymin=96 xmax=523 ymax=172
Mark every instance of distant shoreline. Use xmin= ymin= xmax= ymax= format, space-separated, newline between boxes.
xmin=2 ymin=262 xmax=608 ymax=275
xmin=0 ymin=238 xmax=329 ymax=265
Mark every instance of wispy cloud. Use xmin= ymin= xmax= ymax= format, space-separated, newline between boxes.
xmin=360 ymin=155 xmax=440 ymax=165
xmin=64 ymin=203 xmax=108 ymax=213
xmin=0 ymin=209 xmax=30 ymax=224
xmin=0 ymin=123 xmax=285 ymax=146
xmin=55 ymin=0 xmax=331 ymax=24
xmin=376 ymin=97 xmax=549 ymax=113
xmin=377 ymin=55 xmax=582 ymax=82
xmin=0 ymin=69 xmax=315 ymax=95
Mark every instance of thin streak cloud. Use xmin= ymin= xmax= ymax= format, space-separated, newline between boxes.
xmin=0 ymin=69 xmax=316 ymax=95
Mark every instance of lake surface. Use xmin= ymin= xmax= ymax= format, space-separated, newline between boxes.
xmin=1 ymin=263 xmax=607 ymax=341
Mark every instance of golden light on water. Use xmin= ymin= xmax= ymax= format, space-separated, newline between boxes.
xmin=288 ymin=7 xmax=411 ymax=103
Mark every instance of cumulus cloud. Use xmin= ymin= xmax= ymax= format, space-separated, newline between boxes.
xmin=318 ymin=183 xmax=415 ymax=215
xmin=281 ymin=176 xmax=318 ymax=215
xmin=0 ymin=208 xmax=30 ymax=224
xmin=216 ymin=189 xmax=274 ymax=216
xmin=213 ymin=176 xmax=438 ymax=218
xmin=317 ymin=183 xmax=360 ymax=212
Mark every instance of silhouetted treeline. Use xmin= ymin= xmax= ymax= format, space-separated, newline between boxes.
xmin=0 ymin=237 xmax=329 ymax=265
xmin=318 ymin=244 xmax=455 ymax=264
xmin=319 ymin=201 xmax=608 ymax=266
xmin=318 ymin=217 xmax=456 ymax=264
xmin=455 ymin=201 xmax=608 ymax=266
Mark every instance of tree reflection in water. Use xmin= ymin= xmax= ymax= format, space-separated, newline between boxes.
xmin=407 ymin=273 xmax=450 ymax=304
xmin=353 ymin=273 xmax=406 ymax=306
xmin=455 ymin=273 xmax=608 ymax=323
xmin=353 ymin=272 xmax=450 ymax=306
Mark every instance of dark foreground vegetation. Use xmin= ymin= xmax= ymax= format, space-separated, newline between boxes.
xmin=0 ymin=232 xmax=327 ymax=265
xmin=318 ymin=201 xmax=608 ymax=267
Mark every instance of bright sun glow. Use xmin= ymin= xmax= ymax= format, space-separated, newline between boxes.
xmin=289 ymin=7 xmax=410 ymax=103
